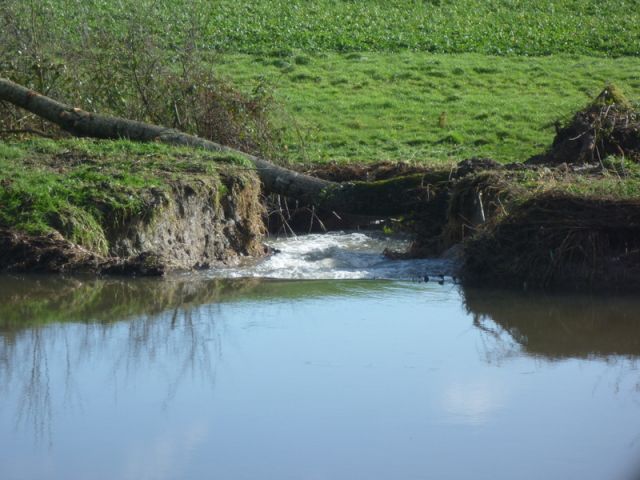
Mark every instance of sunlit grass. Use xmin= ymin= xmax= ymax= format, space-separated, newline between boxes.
xmin=217 ymin=52 xmax=640 ymax=163
xmin=0 ymin=138 xmax=252 ymax=247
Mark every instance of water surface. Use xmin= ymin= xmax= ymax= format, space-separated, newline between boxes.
xmin=1 ymin=233 xmax=640 ymax=480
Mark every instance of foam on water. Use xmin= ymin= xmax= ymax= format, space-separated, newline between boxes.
xmin=208 ymin=231 xmax=455 ymax=280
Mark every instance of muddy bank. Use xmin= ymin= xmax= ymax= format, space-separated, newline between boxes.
xmin=4 ymin=87 xmax=640 ymax=287
xmin=0 ymin=228 xmax=166 ymax=275
xmin=4 ymin=141 xmax=640 ymax=289
xmin=0 ymin=175 xmax=264 ymax=275
xmin=0 ymin=177 xmax=265 ymax=275
xmin=104 ymin=177 xmax=265 ymax=270
xmin=462 ymin=193 xmax=640 ymax=290
xmin=400 ymin=160 xmax=640 ymax=291
xmin=0 ymin=141 xmax=265 ymax=275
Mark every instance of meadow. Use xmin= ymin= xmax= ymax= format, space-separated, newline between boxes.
xmin=2 ymin=0 xmax=640 ymax=163
xmin=217 ymin=53 xmax=640 ymax=163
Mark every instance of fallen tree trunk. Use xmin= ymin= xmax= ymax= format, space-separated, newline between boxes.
xmin=0 ymin=78 xmax=330 ymax=203
xmin=0 ymin=78 xmax=430 ymax=216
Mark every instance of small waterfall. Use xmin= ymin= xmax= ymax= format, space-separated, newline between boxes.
xmin=208 ymin=231 xmax=455 ymax=280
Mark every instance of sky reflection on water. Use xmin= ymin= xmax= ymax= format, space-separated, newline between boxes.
xmin=1 ymin=275 xmax=640 ymax=480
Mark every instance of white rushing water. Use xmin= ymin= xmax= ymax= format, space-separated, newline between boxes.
xmin=208 ymin=231 xmax=455 ymax=280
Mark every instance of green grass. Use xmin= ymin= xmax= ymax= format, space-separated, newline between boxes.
xmin=3 ymin=1 xmax=640 ymax=165
xmin=217 ymin=52 xmax=640 ymax=163
xmin=475 ymin=158 xmax=640 ymax=203
xmin=0 ymin=138 xmax=254 ymax=250
xmin=24 ymin=0 xmax=640 ymax=57
xmin=210 ymin=0 xmax=640 ymax=56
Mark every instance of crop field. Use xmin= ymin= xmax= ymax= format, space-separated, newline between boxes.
xmin=19 ymin=0 xmax=640 ymax=56
xmin=208 ymin=0 xmax=640 ymax=57
xmin=3 ymin=0 xmax=640 ymax=163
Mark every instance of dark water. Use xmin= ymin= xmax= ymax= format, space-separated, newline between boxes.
xmin=1 ymin=274 xmax=640 ymax=480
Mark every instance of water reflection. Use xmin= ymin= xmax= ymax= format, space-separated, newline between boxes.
xmin=1 ymin=281 xmax=225 ymax=446
xmin=0 ymin=274 xmax=397 ymax=329
xmin=463 ymin=287 xmax=640 ymax=359
xmin=0 ymin=275 xmax=399 ymax=446
xmin=4 ymin=277 xmax=640 ymax=430
xmin=2 ymin=275 xmax=640 ymax=479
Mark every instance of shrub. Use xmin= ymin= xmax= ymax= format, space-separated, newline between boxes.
xmin=0 ymin=0 xmax=286 ymax=159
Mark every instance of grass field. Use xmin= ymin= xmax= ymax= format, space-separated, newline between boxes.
xmin=207 ymin=0 xmax=640 ymax=56
xmin=2 ymin=1 xmax=640 ymax=163
xmin=217 ymin=53 xmax=640 ymax=163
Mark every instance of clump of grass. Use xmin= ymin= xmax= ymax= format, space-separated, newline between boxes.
xmin=294 ymin=55 xmax=311 ymax=65
xmin=592 ymin=84 xmax=632 ymax=109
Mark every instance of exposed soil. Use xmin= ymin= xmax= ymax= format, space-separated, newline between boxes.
xmin=462 ymin=193 xmax=640 ymax=290
xmin=0 ymin=148 xmax=266 ymax=275
xmin=0 ymin=229 xmax=165 ymax=275
xmin=301 ymin=161 xmax=436 ymax=182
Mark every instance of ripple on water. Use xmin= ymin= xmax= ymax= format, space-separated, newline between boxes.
xmin=208 ymin=231 xmax=455 ymax=280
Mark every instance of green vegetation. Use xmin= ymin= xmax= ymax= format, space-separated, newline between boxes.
xmin=2 ymin=1 xmax=640 ymax=165
xmin=486 ymin=161 xmax=640 ymax=202
xmin=217 ymin=53 xmax=640 ymax=163
xmin=0 ymin=138 xmax=252 ymax=251
xmin=4 ymin=0 xmax=640 ymax=288
xmin=4 ymin=0 xmax=640 ymax=56
xmin=205 ymin=0 xmax=640 ymax=56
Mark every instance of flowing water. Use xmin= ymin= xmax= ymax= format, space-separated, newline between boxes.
xmin=208 ymin=231 xmax=456 ymax=280
xmin=1 ymin=232 xmax=640 ymax=480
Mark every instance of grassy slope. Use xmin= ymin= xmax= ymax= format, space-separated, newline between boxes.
xmin=217 ymin=53 xmax=640 ymax=163
xmin=4 ymin=1 xmax=640 ymax=164
xmin=0 ymin=139 xmax=251 ymax=248
xmin=202 ymin=0 xmax=640 ymax=163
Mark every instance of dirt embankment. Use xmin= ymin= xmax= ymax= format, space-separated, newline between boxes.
xmin=0 ymin=143 xmax=266 ymax=276
xmin=0 ymin=177 xmax=264 ymax=275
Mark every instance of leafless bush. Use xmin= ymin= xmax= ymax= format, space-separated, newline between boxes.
xmin=0 ymin=0 xmax=286 ymax=159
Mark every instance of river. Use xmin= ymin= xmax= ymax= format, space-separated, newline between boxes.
xmin=1 ymin=232 xmax=639 ymax=480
